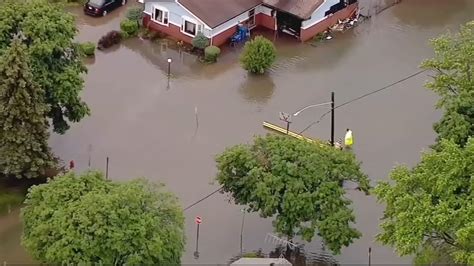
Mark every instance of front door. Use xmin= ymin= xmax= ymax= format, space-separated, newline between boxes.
xmin=248 ymin=8 xmax=256 ymax=28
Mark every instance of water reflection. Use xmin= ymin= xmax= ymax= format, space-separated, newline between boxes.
xmin=0 ymin=210 xmax=32 ymax=263
xmin=391 ymin=0 xmax=472 ymax=28
xmin=98 ymin=43 xmax=122 ymax=55
xmin=83 ymin=56 xmax=96 ymax=66
xmin=122 ymin=38 xmax=200 ymax=78
xmin=239 ymin=74 xmax=275 ymax=104
xmin=122 ymin=37 xmax=244 ymax=81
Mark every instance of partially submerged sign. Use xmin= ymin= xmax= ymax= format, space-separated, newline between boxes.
xmin=279 ymin=112 xmax=291 ymax=122
xmin=195 ymin=216 xmax=202 ymax=225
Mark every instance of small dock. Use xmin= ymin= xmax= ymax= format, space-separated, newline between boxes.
xmin=262 ymin=121 xmax=343 ymax=149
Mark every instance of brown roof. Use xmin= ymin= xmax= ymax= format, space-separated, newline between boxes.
xmin=262 ymin=0 xmax=324 ymax=19
xmin=178 ymin=0 xmax=261 ymax=28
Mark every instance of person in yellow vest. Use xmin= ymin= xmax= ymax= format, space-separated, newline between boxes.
xmin=344 ymin=128 xmax=353 ymax=149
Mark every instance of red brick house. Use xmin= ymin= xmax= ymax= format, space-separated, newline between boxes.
xmin=141 ymin=0 xmax=359 ymax=46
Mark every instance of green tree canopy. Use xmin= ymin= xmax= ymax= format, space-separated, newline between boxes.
xmin=0 ymin=35 xmax=54 ymax=179
xmin=422 ymin=21 xmax=474 ymax=147
xmin=22 ymin=171 xmax=185 ymax=264
xmin=374 ymin=139 xmax=474 ymax=264
xmin=240 ymin=36 xmax=276 ymax=74
xmin=215 ymin=134 xmax=370 ymax=254
xmin=0 ymin=0 xmax=89 ymax=134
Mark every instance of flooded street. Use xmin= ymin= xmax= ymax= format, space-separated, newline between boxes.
xmin=1 ymin=0 xmax=473 ymax=264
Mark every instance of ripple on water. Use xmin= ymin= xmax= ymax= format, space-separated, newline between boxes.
xmin=269 ymin=55 xmax=306 ymax=73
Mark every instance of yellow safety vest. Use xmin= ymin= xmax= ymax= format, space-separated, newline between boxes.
xmin=345 ymin=130 xmax=353 ymax=146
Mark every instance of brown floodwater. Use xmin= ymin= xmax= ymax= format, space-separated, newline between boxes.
xmin=1 ymin=0 xmax=473 ymax=264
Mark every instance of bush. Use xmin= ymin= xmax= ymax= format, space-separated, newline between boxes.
xmin=240 ymin=36 xmax=276 ymax=74
xmin=120 ymin=30 xmax=129 ymax=39
xmin=98 ymin=30 xmax=122 ymax=50
xmin=192 ymin=32 xmax=209 ymax=50
xmin=120 ymin=19 xmax=139 ymax=37
xmin=204 ymin=45 xmax=220 ymax=62
xmin=79 ymin=42 xmax=95 ymax=56
xmin=126 ymin=6 xmax=144 ymax=23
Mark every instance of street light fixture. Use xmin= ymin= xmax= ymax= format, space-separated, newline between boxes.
xmin=286 ymin=92 xmax=336 ymax=146
xmin=293 ymin=101 xmax=332 ymax=116
xmin=167 ymin=58 xmax=172 ymax=76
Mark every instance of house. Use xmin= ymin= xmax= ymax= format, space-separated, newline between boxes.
xmin=141 ymin=0 xmax=359 ymax=46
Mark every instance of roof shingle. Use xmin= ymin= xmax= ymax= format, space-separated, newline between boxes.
xmin=262 ymin=0 xmax=324 ymax=19
xmin=178 ymin=0 xmax=262 ymax=28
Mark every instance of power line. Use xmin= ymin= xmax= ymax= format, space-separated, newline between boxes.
xmin=183 ymin=70 xmax=427 ymax=211
xmin=183 ymin=186 xmax=223 ymax=211
xmin=299 ymin=69 xmax=427 ymax=134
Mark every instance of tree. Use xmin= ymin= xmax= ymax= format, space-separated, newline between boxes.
xmin=126 ymin=6 xmax=144 ymax=25
xmin=374 ymin=139 xmax=474 ymax=265
xmin=0 ymin=35 xmax=54 ymax=179
xmin=22 ymin=171 xmax=186 ymax=264
xmin=240 ymin=36 xmax=276 ymax=74
xmin=215 ymin=134 xmax=370 ymax=254
xmin=413 ymin=241 xmax=458 ymax=266
xmin=421 ymin=21 xmax=474 ymax=147
xmin=0 ymin=0 xmax=89 ymax=134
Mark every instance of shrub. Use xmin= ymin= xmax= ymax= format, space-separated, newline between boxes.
xmin=120 ymin=19 xmax=139 ymax=37
xmin=79 ymin=42 xmax=95 ymax=56
xmin=240 ymin=36 xmax=276 ymax=74
xmin=204 ymin=45 xmax=220 ymax=62
xmin=120 ymin=30 xmax=129 ymax=39
xmin=98 ymin=30 xmax=122 ymax=50
xmin=192 ymin=32 xmax=209 ymax=50
xmin=126 ymin=6 xmax=143 ymax=23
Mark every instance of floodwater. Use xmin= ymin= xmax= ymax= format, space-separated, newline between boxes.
xmin=1 ymin=0 xmax=473 ymax=264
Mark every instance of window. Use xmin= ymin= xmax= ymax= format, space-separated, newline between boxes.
xmin=153 ymin=7 xmax=169 ymax=25
xmin=248 ymin=8 xmax=255 ymax=26
xmin=183 ymin=20 xmax=196 ymax=36
xmin=89 ymin=0 xmax=104 ymax=5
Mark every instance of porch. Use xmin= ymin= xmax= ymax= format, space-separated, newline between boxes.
xmin=263 ymin=0 xmax=359 ymax=41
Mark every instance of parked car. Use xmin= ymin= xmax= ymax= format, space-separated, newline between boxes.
xmin=84 ymin=0 xmax=127 ymax=17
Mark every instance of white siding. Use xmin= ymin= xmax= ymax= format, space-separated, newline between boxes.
xmin=256 ymin=5 xmax=272 ymax=16
xmin=144 ymin=1 xmax=212 ymax=37
xmin=210 ymin=5 xmax=262 ymax=36
xmin=301 ymin=0 xmax=340 ymax=29
xmin=144 ymin=2 xmax=265 ymax=38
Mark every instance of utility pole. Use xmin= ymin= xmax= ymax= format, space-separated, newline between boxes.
xmin=279 ymin=112 xmax=292 ymax=135
xmin=368 ymin=247 xmax=372 ymax=266
xmin=331 ymin=91 xmax=335 ymax=146
xmin=240 ymin=209 xmax=246 ymax=255
xmin=105 ymin=157 xmax=109 ymax=180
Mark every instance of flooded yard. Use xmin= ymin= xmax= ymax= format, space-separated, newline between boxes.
xmin=1 ymin=0 xmax=473 ymax=264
